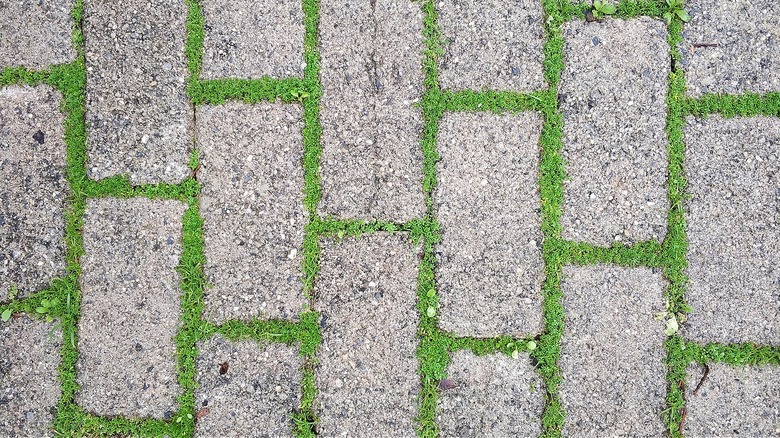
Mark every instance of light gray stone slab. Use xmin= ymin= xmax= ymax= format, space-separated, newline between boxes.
xmin=194 ymin=335 xmax=302 ymax=438
xmin=0 ymin=85 xmax=68 ymax=301
xmin=77 ymin=198 xmax=186 ymax=418
xmin=197 ymin=103 xmax=306 ymax=323
xmin=315 ymin=234 xmax=420 ymax=437
xmin=685 ymin=363 xmax=780 ymax=437
xmin=0 ymin=0 xmax=76 ymax=69
xmin=437 ymin=351 xmax=544 ymax=437
xmin=200 ymin=0 xmax=305 ymax=79
xmin=318 ymin=0 xmax=425 ymax=222
xmin=560 ymin=266 xmax=666 ymax=437
xmin=84 ymin=0 xmax=191 ymax=184
xmin=435 ymin=112 xmax=544 ymax=337
xmin=437 ymin=0 xmax=545 ymax=92
xmin=0 ymin=314 xmax=62 ymax=436
xmin=560 ymin=18 xmax=669 ymax=246
xmin=683 ymin=115 xmax=780 ymax=345
xmin=681 ymin=0 xmax=780 ymax=97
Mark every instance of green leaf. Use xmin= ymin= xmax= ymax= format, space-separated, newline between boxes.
xmin=1 ymin=309 xmax=11 ymax=322
xmin=426 ymin=289 xmax=435 ymax=298
xmin=36 ymin=306 xmax=47 ymax=314
xmin=676 ymin=9 xmax=690 ymax=22
xmin=663 ymin=11 xmax=673 ymax=24
xmin=426 ymin=306 xmax=436 ymax=318
xmin=511 ymin=350 xmax=519 ymax=359
xmin=664 ymin=315 xmax=679 ymax=336
xmin=593 ymin=0 xmax=602 ymax=8
xmin=601 ymin=3 xmax=616 ymax=14
xmin=526 ymin=340 xmax=537 ymax=351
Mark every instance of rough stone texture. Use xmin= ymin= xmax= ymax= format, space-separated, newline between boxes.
xmin=435 ymin=112 xmax=544 ymax=337
xmin=0 ymin=85 xmax=68 ymax=301
xmin=437 ymin=351 xmax=544 ymax=437
xmin=318 ymin=0 xmax=425 ymax=222
xmin=437 ymin=0 xmax=545 ymax=92
xmin=560 ymin=266 xmax=666 ymax=437
xmin=560 ymin=18 xmax=669 ymax=246
xmin=0 ymin=0 xmax=76 ymax=69
xmin=84 ymin=0 xmax=191 ymax=184
xmin=197 ymin=103 xmax=306 ymax=323
xmin=681 ymin=0 xmax=780 ymax=97
xmin=200 ymin=0 xmax=305 ymax=79
xmin=315 ymin=234 xmax=420 ymax=437
xmin=0 ymin=315 xmax=62 ymax=436
xmin=194 ymin=335 xmax=303 ymax=438
xmin=683 ymin=116 xmax=780 ymax=344
xmin=77 ymin=198 xmax=186 ymax=418
xmin=685 ymin=363 xmax=780 ymax=437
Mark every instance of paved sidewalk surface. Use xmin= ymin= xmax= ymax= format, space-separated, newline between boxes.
xmin=1 ymin=0 xmax=779 ymax=437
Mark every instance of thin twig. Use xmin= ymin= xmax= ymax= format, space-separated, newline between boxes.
xmin=692 ymin=43 xmax=719 ymax=48
xmin=693 ymin=363 xmax=710 ymax=395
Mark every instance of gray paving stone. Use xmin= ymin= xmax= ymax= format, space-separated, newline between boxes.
xmin=200 ymin=0 xmax=305 ymax=79
xmin=683 ymin=116 xmax=780 ymax=345
xmin=436 ymin=351 xmax=544 ymax=437
xmin=560 ymin=266 xmax=666 ymax=437
xmin=77 ymin=198 xmax=186 ymax=418
xmin=560 ymin=18 xmax=669 ymax=246
xmin=0 ymin=85 xmax=68 ymax=301
xmin=315 ymin=233 xmax=420 ymax=437
xmin=0 ymin=0 xmax=76 ymax=69
xmin=84 ymin=0 xmax=191 ymax=184
xmin=437 ymin=0 xmax=545 ymax=92
xmin=435 ymin=112 xmax=544 ymax=337
xmin=681 ymin=0 xmax=780 ymax=97
xmin=1 ymin=314 xmax=62 ymax=437
xmin=197 ymin=103 xmax=306 ymax=323
xmin=684 ymin=363 xmax=780 ymax=437
xmin=194 ymin=335 xmax=302 ymax=438
xmin=318 ymin=0 xmax=425 ymax=222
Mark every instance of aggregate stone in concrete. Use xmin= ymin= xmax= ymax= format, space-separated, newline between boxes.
xmin=681 ymin=0 xmax=780 ymax=97
xmin=77 ymin=198 xmax=186 ymax=418
xmin=683 ymin=116 xmax=780 ymax=345
xmin=0 ymin=0 xmax=76 ymax=69
xmin=435 ymin=112 xmax=544 ymax=337
xmin=0 ymin=85 xmax=68 ymax=301
xmin=437 ymin=0 xmax=545 ymax=92
xmin=84 ymin=0 xmax=191 ymax=184
xmin=0 ymin=314 xmax=62 ymax=436
xmin=560 ymin=18 xmax=669 ymax=246
xmin=318 ymin=0 xmax=425 ymax=222
xmin=200 ymin=0 xmax=305 ymax=79
xmin=314 ymin=234 xmax=420 ymax=437
xmin=684 ymin=363 xmax=780 ymax=437
xmin=560 ymin=266 xmax=666 ymax=437
xmin=197 ymin=103 xmax=306 ymax=323
xmin=194 ymin=335 xmax=303 ymax=438
xmin=436 ymin=351 xmax=544 ymax=437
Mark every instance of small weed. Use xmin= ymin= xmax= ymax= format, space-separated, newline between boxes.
xmin=664 ymin=0 xmax=690 ymax=25
xmin=591 ymin=0 xmax=616 ymax=19
xmin=290 ymin=89 xmax=310 ymax=102
xmin=1 ymin=308 xmax=11 ymax=322
xmin=8 ymin=284 xmax=19 ymax=300
xmin=36 ymin=298 xmax=59 ymax=322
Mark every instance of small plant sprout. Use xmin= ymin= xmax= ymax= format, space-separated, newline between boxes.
xmin=526 ymin=340 xmax=537 ymax=351
xmin=655 ymin=299 xmax=684 ymax=336
xmin=290 ymin=89 xmax=310 ymax=102
xmin=426 ymin=306 xmax=436 ymax=318
xmin=664 ymin=0 xmax=690 ymax=25
xmin=1 ymin=308 xmax=11 ymax=322
xmin=591 ymin=0 xmax=616 ymax=19
xmin=36 ymin=298 xmax=59 ymax=323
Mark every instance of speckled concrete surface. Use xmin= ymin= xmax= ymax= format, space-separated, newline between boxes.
xmin=0 ymin=0 xmax=76 ymax=69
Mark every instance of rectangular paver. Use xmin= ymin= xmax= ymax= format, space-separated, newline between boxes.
xmin=318 ymin=0 xmax=425 ymax=222
xmin=197 ymin=103 xmax=306 ymax=323
xmin=435 ymin=112 xmax=544 ymax=337
xmin=683 ymin=115 xmax=780 ymax=344
xmin=84 ymin=0 xmax=191 ymax=184
xmin=315 ymin=234 xmax=420 ymax=437
xmin=560 ymin=266 xmax=666 ymax=436
xmin=0 ymin=0 xmax=76 ymax=69
xmin=77 ymin=198 xmax=186 ymax=418
xmin=560 ymin=18 xmax=669 ymax=246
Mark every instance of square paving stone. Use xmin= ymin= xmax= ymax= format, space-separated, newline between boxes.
xmin=685 ymin=363 xmax=780 ymax=437
xmin=0 ymin=85 xmax=68 ymax=301
xmin=318 ymin=0 xmax=425 ymax=222
xmin=560 ymin=18 xmax=669 ymax=246
xmin=435 ymin=112 xmax=544 ymax=337
xmin=77 ymin=198 xmax=186 ymax=418
xmin=681 ymin=0 xmax=780 ymax=97
xmin=437 ymin=0 xmax=545 ymax=92
xmin=1 ymin=314 xmax=62 ymax=436
xmin=0 ymin=0 xmax=76 ymax=69
xmin=194 ymin=335 xmax=303 ymax=437
xmin=84 ymin=0 xmax=191 ymax=184
xmin=197 ymin=103 xmax=306 ymax=323
xmin=200 ymin=0 xmax=305 ymax=79
xmin=315 ymin=233 xmax=420 ymax=437
xmin=683 ymin=115 xmax=780 ymax=345
xmin=436 ymin=351 xmax=544 ymax=437
xmin=560 ymin=266 xmax=666 ymax=437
